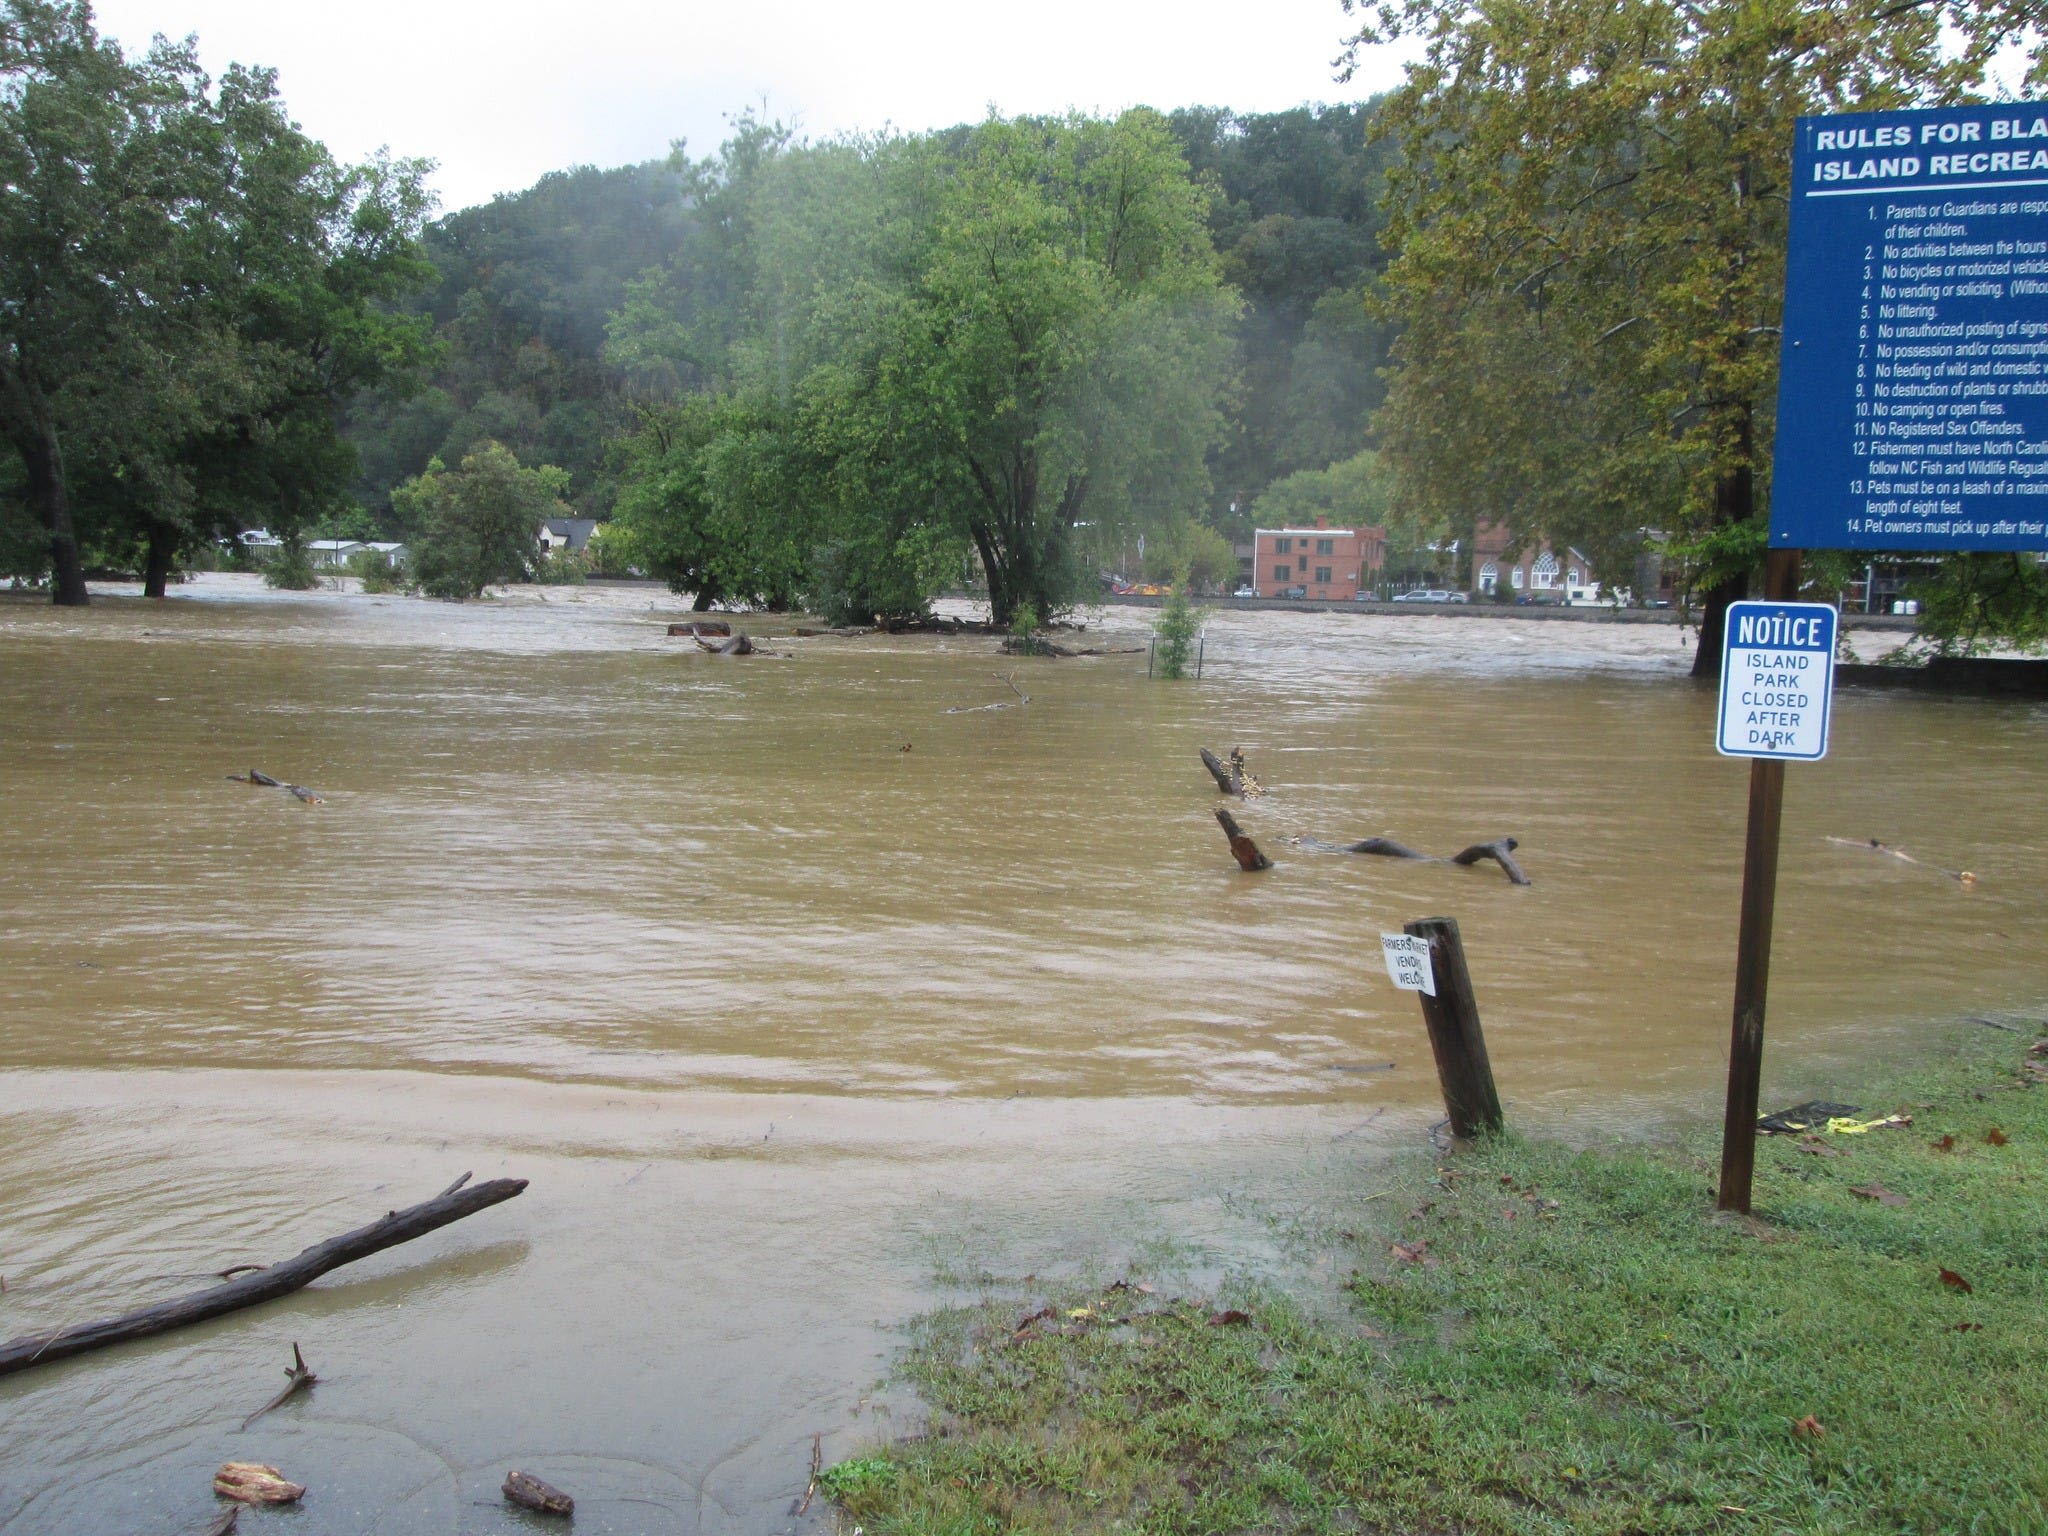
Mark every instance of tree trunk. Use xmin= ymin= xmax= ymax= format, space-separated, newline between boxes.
xmin=22 ymin=419 xmax=88 ymax=607
xmin=143 ymin=518 xmax=179 ymax=599
xmin=1691 ymin=410 xmax=1757 ymax=678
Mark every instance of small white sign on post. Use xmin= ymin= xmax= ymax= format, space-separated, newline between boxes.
xmin=1380 ymin=933 xmax=1436 ymax=997
xmin=1716 ymin=600 xmax=1838 ymax=761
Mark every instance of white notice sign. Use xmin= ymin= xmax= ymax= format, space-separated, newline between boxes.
xmin=1380 ymin=933 xmax=1436 ymax=996
xmin=1715 ymin=600 xmax=1837 ymax=762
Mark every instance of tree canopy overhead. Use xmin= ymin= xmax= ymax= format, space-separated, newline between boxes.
xmin=1347 ymin=0 xmax=2048 ymax=669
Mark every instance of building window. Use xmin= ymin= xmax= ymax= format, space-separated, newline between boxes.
xmin=1533 ymin=552 xmax=1559 ymax=589
xmin=1273 ymin=565 xmax=1291 ymax=583
xmin=1275 ymin=537 xmax=1292 ymax=554
xmin=1479 ymin=562 xmax=1499 ymax=594
xmin=1314 ymin=566 xmax=1332 ymax=584
xmin=1511 ymin=565 xmax=1526 ymax=589
xmin=1315 ymin=537 xmax=1334 ymax=556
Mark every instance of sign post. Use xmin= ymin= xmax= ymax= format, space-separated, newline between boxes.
xmin=1713 ymin=567 xmax=1834 ymax=1211
xmin=1722 ymin=101 xmax=2048 ymax=1212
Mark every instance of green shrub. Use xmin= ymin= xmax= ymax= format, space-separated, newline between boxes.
xmin=1153 ymin=573 xmax=1204 ymax=679
xmin=344 ymin=546 xmax=408 ymax=594
xmin=263 ymin=537 xmax=318 ymax=590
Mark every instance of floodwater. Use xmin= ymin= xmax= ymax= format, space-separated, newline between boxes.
xmin=0 ymin=575 xmax=2042 ymax=1533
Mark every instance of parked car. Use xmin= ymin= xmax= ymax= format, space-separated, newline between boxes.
xmin=1393 ymin=588 xmax=1455 ymax=603
xmin=1232 ymin=585 xmax=1256 ymax=598
xmin=1280 ymin=584 xmax=1308 ymax=600
xmin=1352 ymin=590 xmax=1377 ymax=602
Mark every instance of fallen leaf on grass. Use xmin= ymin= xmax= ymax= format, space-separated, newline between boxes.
xmin=2030 ymin=1039 xmax=2048 ymax=1057
xmin=1986 ymin=1127 xmax=2009 ymax=1146
xmin=1953 ymin=1322 xmax=1984 ymax=1333
xmin=1939 ymin=1268 xmax=1975 ymax=1294
xmin=1066 ymin=1307 xmax=1095 ymax=1320
xmin=1791 ymin=1415 xmax=1826 ymax=1441
xmin=1206 ymin=1309 xmax=1251 ymax=1328
xmin=1798 ymin=1136 xmax=1848 ymax=1158
xmin=1849 ymin=1183 xmax=1909 ymax=1207
xmin=1390 ymin=1240 xmax=1435 ymax=1266
xmin=1931 ymin=1134 xmax=1956 ymax=1152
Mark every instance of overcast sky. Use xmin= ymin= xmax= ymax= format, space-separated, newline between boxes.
xmin=89 ymin=0 xmax=1411 ymax=214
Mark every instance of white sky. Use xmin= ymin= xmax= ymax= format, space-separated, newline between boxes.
xmin=89 ymin=0 xmax=1412 ymax=215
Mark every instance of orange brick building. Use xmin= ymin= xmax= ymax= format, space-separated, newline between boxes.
xmin=1252 ymin=521 xmax=1385 ymax=600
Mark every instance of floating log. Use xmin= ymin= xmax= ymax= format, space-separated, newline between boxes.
xmin=240 ymin=1342 xmax=317 ymax=1431
xmin=667 ymin=620 xmax=731 ymax=637
xmin=1825 ymin=835 xmax=1975 ymax=887
xmin=504 ymin=1471 xmax=575 ymax=1517
xmin=1215 ymin=807 xmax=1272 ymax=871
xmin=1449 ymin=839 xmax=1531 ymax=886
xmin=943 ymin=674 xmax=1030 ymax=713
xmin=226 ymin=770 xmax=322 ymax=805
xmin=792 ymin=625 xmax=872 ymax=638
xmin=1296 ymin=834 xmax=1530 ymax=885
xmin=0 ymin=1176 xmax=527 ymax=1376
xmin=214 ymin=1463 xmax=304 ymax=1505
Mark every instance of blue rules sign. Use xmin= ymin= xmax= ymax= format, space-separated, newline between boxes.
xmin=1716 ymin=601 xmax=1837 ymax=760
xmin=1772 ymin=104 xmax=2048 ymax=552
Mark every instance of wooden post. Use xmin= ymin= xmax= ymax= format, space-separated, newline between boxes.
xmin=1403 ymin=916 xmax=1503 ymax=1138
xmin=1716 ymin=548 xmax=1802 ymax=1213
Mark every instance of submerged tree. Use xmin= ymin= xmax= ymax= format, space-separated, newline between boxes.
xmin=397 ymin=440 xmax=569 ymax=599
xmin=1348 ymin=0 xmax=2047 ymax=672
xmin=607 ymin=110 xmax=1239 ymax=625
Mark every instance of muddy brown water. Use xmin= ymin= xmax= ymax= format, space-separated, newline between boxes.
xmin=1 ymin=575 xmax=2042 ymax=1533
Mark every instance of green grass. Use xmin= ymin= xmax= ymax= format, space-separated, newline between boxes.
xmin=831 ymin=1033 xmax=2048 ymax=1534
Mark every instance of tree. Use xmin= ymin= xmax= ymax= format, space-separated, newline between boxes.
xmin=0 ymin=2 xmax=435 ymax=603
xmin=1348 ymin=0 xmax=2047 ymax=673
xmin=605 ymin=111 xmax=1239 ymax=626
xmin=396 ymin=440 xmax=568 ymax=599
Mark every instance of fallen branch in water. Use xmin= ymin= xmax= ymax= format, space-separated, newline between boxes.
xmin=797 ymin=1432 xmax=823 ymax=1516
xmin=1825 ymin=836 xmax=1975 ymax=887
xmin=1294 ymin=834 xmax=1531 ymax=885
xmin=0 ymin=1175 xmax=527 ymax=1376
xmin=1215 ymin=807 xmax=1273 ymax=871
xmin=1198 ymin=747 xmax=1265 ymax=798
xmin=240 ymin=1342 xmax=317 ymax=1431
xmin=667 ymin=620 xmax=732 ymax=637
xmin=693 ymin=629 xmax=756 ymax=655
xmin=225 ymin=770 xmax=323 ymax=805
xmin=944 ymin=674 xmax=1031 ymax=713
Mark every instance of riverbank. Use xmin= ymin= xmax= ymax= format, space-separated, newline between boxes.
xmin=823 ymin=1026 xmax=2048 ymax=1534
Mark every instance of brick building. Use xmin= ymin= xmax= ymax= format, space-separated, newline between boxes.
xmin=1252 ymin=522 xmax=1385 ymax=600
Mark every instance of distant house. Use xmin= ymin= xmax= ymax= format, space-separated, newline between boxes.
xmin=307 ymin=539 xmax=364 ymax=568
xmin=1252 ymin=521 xmax=1386 ymax=599
xmin=237 ymin=528 xmax=282 ymax=556
xmin=539 ymin=518 xmax=599 ymax=555
xmin=1470 ymin=523 xmax=1601 ymax=603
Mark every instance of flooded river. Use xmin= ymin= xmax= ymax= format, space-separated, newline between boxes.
xmin=1 ymin=575 xmax=2043 ymax=1532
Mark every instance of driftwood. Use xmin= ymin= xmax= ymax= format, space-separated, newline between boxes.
xmin=1001 ymin=636 xmax=1143 ymax=658
xmin=226 ymin=770 xmax=324 ymax=805
xmin=667 ymin=620 xmax=732 ymax=637
xmin=944 ymin=674 xmax=1031 ymax=713
xmin=1296 ymin=834 xmax=1531 ymax=885
xmin=1215 ymin=807 xmax=1272 ymax=871
xmin=792 ymin=624 xmax=872 ymax=638
xmin=694 ymin=631 xmax=755 ymax=655
xmin=240 ymin=1342 xmax=317 ymax=1431
xmin=0 ymin=1176 xmax=527 ymax=1376
xmin=214 ymin=1463 xmax=304 ymax=1505
xmin=1825 ymin=835 xmax=1976 ymax=887
xmin=1198 ymin=747 xmax=1264 ymax=798
xmin=504 ymin=1471 xmax=575 ymax=1517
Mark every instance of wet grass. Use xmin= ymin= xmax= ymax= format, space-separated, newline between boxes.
xmin=830 ymin=1032 xmax=2048 ymax=1534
